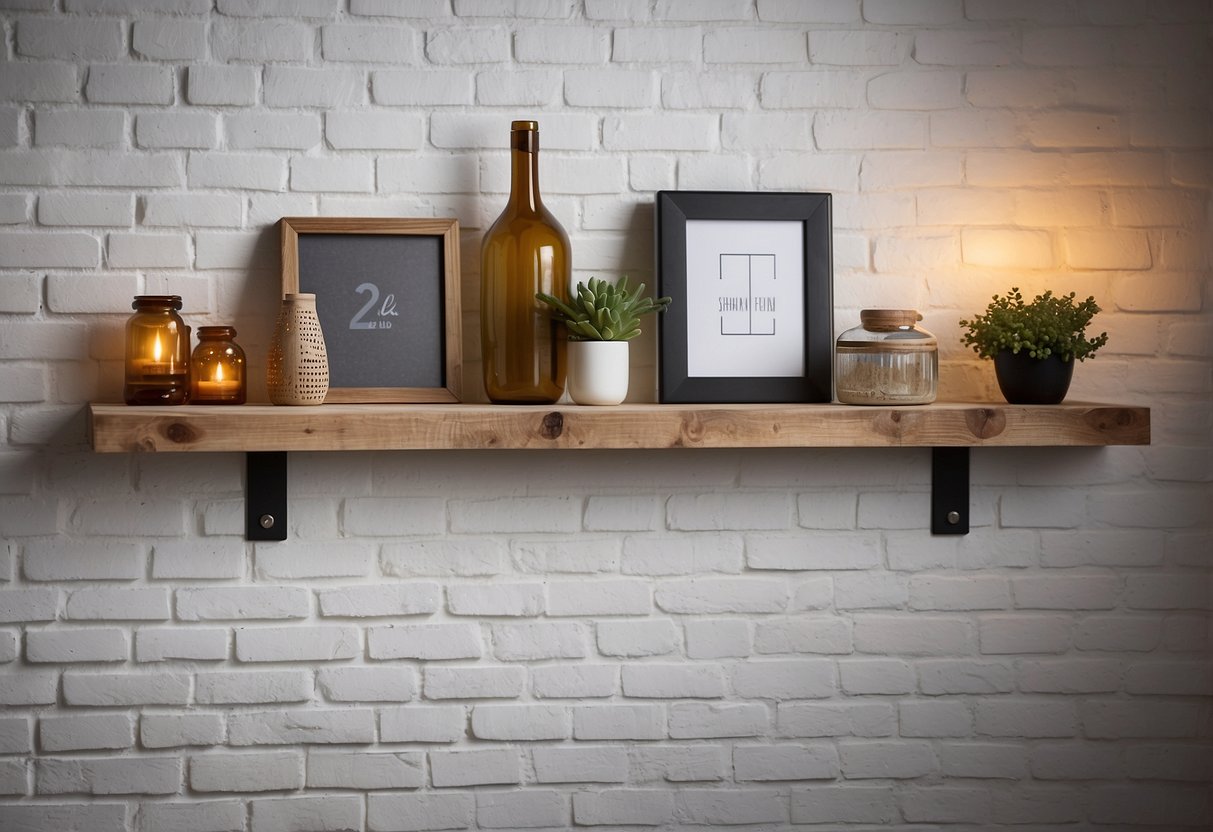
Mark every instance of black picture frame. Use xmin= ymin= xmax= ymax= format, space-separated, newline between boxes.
xmin=657 ymin=191 xmax=833 ymax=403
xmin=280 ymin=217 xmax=462 ymax=404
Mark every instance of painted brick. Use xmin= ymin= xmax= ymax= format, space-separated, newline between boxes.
xmin=900 ymin=699 xmax=973 ymax=737
xmin=975 ymin=700 xmax=1077 ymax=738
xmin=140 ymin=713 xmax=225 ymax=748
xmin=36 ymin=756 xmax=181 ymax=795
xmin=532 ymin=664 xmax=619 ymax=699
xmin=471 ymin=704 xmax=569 ymax=741
xmin=318 ymin=666 xmax=416 ymax=703
xmin=0 ymin=587 xmax=59 ymax=622
xmin=372 ymin=70 xmax=474 ymax=105
xmin=732 ymin=659 xmax=836 ymax=699
xmin=573 ymin=789 xmax=675 ymax=826
xmin=136 ymin=627 xmax=227 ymax=663
xmin=669 ymin=702 xmax=768 ymax=738
xmin=65 ymin=587 xmax=170 ymax=621
xmin=810 ymin=29 xmax=906 ymax=64
xmin=39 ymin=714 xmax=134 ymax=752
xmin=424 ymin=666 xmax=526 ymax=700
xmin=655 ymin=578 xmax=786 ymax=614
xmin=621 ymin=533 xmax=742 ymax=576
xmin=195 ymin=670 xmax=312 ymax=705
xmin=367 ymin=793 xmax=473 ymax=832
xmin=426 ymin=27 xmax=510 ymax=63
xmin=211 ymin=20 xmax=312 ymax=62
xmin=63 ymin=672 xmax=189 ymax=706
xmin=431 ymin=748 xmax=520 ymax=787
xmin=250 ymin=796 xmax=363 ymax=832
xmin=27 ymin=628 xmax=128 ymax=663
xmin=792 ymin=784 xmax=897 ymax=824
xmin=631 ymin=744 xmax=729 ymax=782
xmin=450 ymin=496 xmax=580 ymax=533
xmin=492 ymin=621 xmax=587 ymax=661
xmin=308 ymin=750 xmax=424 ymax=789
xmin=781 ymin=703 xmax=897 ymax=737
xmin=228 ymin=708 xmax=374 ymax=745
xmin=840 ymin=740 xmax=937 ymax=779
xmin=187 ymin=65 xmax=258 ymax=106
xmin=17 ymin=18 xmax=124 ymax=60
xmin=35 ymin=110 xmax=125 ymax=149
xmin=177 ymin=587 xmax=310 ymax=621
xmin=369 ymin=623 xmax=481 ymax=661
xmin=0 ymin=673 xmax=58 ymax=706
xmin=235 ymin=625 xmax=360 ymax=663
xmin=533 ymin=745 xmax=628 ymax=783
xmin=574 ymin=703 xmax=664 ymax=740
xmin=0 ymin=717 xmax=31 ymax=753
xmin=381 ymin=539 xmax=506 ymax=578
xmin=622 ymin=663 xmax=725 ymax=698
xmin=0 ymin=805 xmax=127 ymax=832
xmin=86 ymin=66 xmax=174 ymax=105
xmin=477 ymin=789 xmax=566 ymax=829
xmin=0 ymin=232 xmax=100 ymax=269
xmin=190 ymin=751 xmax=304 ymax=793
xmin=612 ymin=27 xmax=701 ymax=62
xmin=133 ymin=18 xmax=207 ymax=60
xmin=379 ymin=705 xmax=468 ymax=743
xmin=547 ymin=579 xmax=651 ymax=616
xmin=447 ymin=582 xmax=545 ymax=616
xmin=323 ymin=23 xmax=417 ymax=63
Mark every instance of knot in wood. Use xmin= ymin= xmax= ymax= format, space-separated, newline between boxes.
xmin=965 ymin=407 xmax=1006 ymax=439
xmin=540 ymin=411 xmax=564 ymax=440
xmin=165 ymin=422 xmax=198 ymax=445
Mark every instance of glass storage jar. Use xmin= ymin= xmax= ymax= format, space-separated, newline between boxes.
xmin=124 ymin=295 xmax=190 ymax=405
xmin=190 ymin=326 xmax=246 ymax=405
xmin=835 ymin=309 xmax=937 ymax=405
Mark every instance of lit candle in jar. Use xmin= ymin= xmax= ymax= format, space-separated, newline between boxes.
xmin=190 ymin=325 xmax=246 ymax=405
xmin=194 ymin=362 xmax=241 ymax=399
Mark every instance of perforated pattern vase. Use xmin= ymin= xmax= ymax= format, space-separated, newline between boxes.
xmin=267 ymin=293 xmax=329 ymax=405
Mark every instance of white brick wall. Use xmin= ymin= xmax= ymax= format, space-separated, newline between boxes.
xmin=0 ymin=2 xmax=1210 ymax=830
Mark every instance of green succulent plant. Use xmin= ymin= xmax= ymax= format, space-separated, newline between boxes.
xmin=537 ymin=276 xmax=671 ymax=342
xmin=960 ymin=287 xmax=1108 ymax=362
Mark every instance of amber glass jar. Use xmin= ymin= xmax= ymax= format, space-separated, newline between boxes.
xmin=124 ymin=295 xmax=190 ymax=405
xmin=835 ymin=309 xmax=938 ymax=405
xmin=480 ymin=120 xmax=571 ymax=403
xmin=190 ymin=326 xmax=246 ymax=405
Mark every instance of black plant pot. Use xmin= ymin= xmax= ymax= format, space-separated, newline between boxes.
xmin=993 ymin=350 xmax=1075 ymax=404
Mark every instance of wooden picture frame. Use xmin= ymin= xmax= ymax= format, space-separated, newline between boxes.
xmin=280 ymin=217 xmax=462 ymax=403
xmin=656 ymin=191 xmax=833 ymax=403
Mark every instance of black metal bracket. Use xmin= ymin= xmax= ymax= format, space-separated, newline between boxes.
xmin=246 ymin=452 xmax=288 ymax=541
xmin=931 ymin=447 xmax=970 ymax=535
xmin=240 ymin=448 xmax=967 ymax=539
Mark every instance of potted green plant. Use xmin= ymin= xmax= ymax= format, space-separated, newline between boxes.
xmin=960 ymin=287 xmax=1108 ymax=404
xmin=537 ymin=276 xmax=671 ymax=405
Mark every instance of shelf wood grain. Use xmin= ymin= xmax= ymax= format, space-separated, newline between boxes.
xmin=89 ymin=401 xmax=1150 ymax=453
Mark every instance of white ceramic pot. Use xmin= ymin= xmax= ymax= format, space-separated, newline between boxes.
xmin=567 ymin=340 xmax=629 ymax=405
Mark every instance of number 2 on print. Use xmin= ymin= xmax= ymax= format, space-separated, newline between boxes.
xmin=349 ymin=282 xmax=398 ymax=330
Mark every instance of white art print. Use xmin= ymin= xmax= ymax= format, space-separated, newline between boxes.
xmin=684 ymin=219 xmax=805 ymax=378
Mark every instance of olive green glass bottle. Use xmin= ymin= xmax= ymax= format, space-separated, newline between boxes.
xmin=481 ymin=120 xmax=570 ymax=404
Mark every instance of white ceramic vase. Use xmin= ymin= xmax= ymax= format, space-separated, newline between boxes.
xmin=567 ymin=340 xmax=629 ymax=406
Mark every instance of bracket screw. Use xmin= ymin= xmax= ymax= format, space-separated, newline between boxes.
xmin=946 ymin=510 xmax=961 ymax=525
xmin=259 ymin=514 xmax=275 ymax=529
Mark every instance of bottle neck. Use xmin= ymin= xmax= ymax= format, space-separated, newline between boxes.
xmin=508 ymin=129 xmax=542 ymax=213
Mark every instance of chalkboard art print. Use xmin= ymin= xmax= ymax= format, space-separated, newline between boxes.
xmin=279 ymin=217 xmax=463 ymax=403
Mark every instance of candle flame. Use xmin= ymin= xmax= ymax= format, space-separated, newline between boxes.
xmin=152 ymin=335 xmax=162 ymax=362
xmin=214 ymin=363 xmax=224 ymax=382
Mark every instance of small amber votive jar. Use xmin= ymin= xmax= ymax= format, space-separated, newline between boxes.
xmin=190 ymin=326 xmax=246 ymax=405
xmin=124 ymin=295 xmax=190 ymax=405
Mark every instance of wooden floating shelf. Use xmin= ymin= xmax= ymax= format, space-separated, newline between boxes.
xmin=89 ymin=401 xmax=1149 ymax=454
